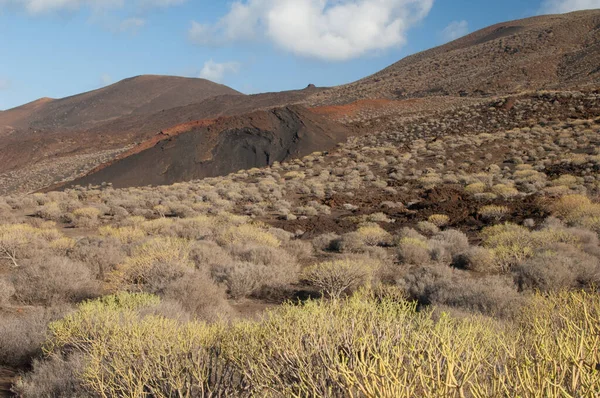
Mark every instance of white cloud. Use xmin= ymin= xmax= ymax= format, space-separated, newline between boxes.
xmin=198 ymin=59 xmax=241 ymax=82
xmin=189 ymin=0 xmax=435 ymax=61
xmin=540 ymin=0 xmax=600 ymax=14
xmin=100 ymin=73 xmax=113 ymax=86
xmin=441 ymin=20 xmax=468 ymax=42
xmin=0 ymin=79 xmax=10 ymax=90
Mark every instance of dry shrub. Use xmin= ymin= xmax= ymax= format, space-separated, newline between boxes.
xmin=117 ymin=237 xmax=194 ymax=287
xmin=164 ymin=273 xmax=232 ymax=322
xmin=189 ymin=240 xmax=232 ymax=271
xmin=513 ymin=245 xmax=600 ymax=292
xmin=0 ymin=278 xmax=15 ymax=306
xmin=0 ymin=224 xmax=61 ymax=267
xmin=229 ymin=243 xmax=298 ymax=272
xmin=417 ymin=221 xmax=439 ymax=235
xmin=36 ymin=202 xmax=63 ymax=221
xmin=71 ymin=207 xmax=102 ymax=228
xmin=330 ymin=232 xmax=367 ymax=253
xmin=303 ymin=258 xmax=375 ymax=299
xmin=397 ymin=237 xmax=431 ymax=265
xmin=550 ymin=194 xmax=600 ymax=232
xmin=138 ymin=300 xmax=192 ymax=323
xmin=431 ymin=230 xmax=470 ymax=257
xmin=284 ymin=239 xmax=314 ymax=261
xmin=399 ymin=265 xmax=523 ymax=318
xmin=67 ymin=237 xmax=125 ymax=279
xmin=312 ymin=233 xmax=341 ymax=252
xmin=12 ymin=256 xmax=99 ymax=305
xmin=214 ymin=261 xmax=269 ymax=299
xmin=13 ymin=354 xmax=88 ymax=398
xmin=453 ymin=247 xmax=498 ymax=273
xmin=0 ymin=306 xmax=67 ymax=367
xmin=128 ymin=260 xmax=194 ymax=294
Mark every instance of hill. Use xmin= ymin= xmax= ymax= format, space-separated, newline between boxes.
xmin=3 ymin=11 xmax=600 ymax=194
xmin=0 ymin=75 xmax=242 ymax=133
xmin=63 ymin=105 xmax=352 ymax=189
xmin=308 ymin=10 xmax=600 ymax=105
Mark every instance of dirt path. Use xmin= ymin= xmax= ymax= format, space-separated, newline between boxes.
xmin=0 ymin=367 xmax=15 ymax=397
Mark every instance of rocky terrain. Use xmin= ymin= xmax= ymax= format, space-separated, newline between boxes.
xmin=308 ymin=10 xmax=600 ymax=105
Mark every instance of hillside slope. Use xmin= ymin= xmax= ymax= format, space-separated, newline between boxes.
xmin=309 ymin=10 xmax=600 ymax=104
xmin=64 ymin=106 xmax=351 ymax=189
xmin=0 ymin=75 xmax=242 ymax=132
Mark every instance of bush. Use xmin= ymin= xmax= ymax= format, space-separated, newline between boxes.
xmin=513 ymin=246 xmax=600 ymax=292
xmin=13 ymin=354 xmax=88 ymax=398
xmin=355 ymin=223 xmax=391 ymax=246
xmin=36 ymin=202 xmax=63 ymax=221
xmin=67 ymin=237 xmax=125 ymax=279
xmin=34 ymin=290 xmax=600 ymax=397
xmin=12 ymin=256 xmax=99 ymax=305
xmin=0 ymin=306 xmax=67 ymax=367
xmin=218 ymin=223 xmax=281 ymax=248
xmin=428 ymin=214 xmax=450 ymax=227
xmin=284 ymin=240 xmax=314 ymax=260
xmin=129 ymin=260 xmax=194 ymax=294
xmin=397 ymin=237 xmax=431 ymax=265
xmin=431 ymin=230 xmax=470 ymax=257
xmin=453 ymin=247 xmax=498 ymax=273
xmin=213 ymin=261 xmax=271 ymax=299
xmin=312 ymin=232 xmax=340 ymax=251
xmin=0 ymin=278 xmax=15 ymax=306
xmin=491 ymin=184 xmax=519 ymax=199
xmin=303 ymin=258 xmax=375 ymax=299
xmin=399 ymin=265 xmax=523 ymax=318
xmin=478 ymin=205 xmax=509 ymax=221
xmin=71 ymin=207 xmax=102 ymax=228
xmin=116 ymin=237 xmax=194 ymax=288
xmin=164 ymin=273 xmax=232 ymax=322
xmin=417 ymin=221 xmax=440 ymax=235
xmin=189 ymin=240 xmax=232 ymax=271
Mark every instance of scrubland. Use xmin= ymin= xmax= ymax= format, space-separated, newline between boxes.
xmin=1 ymin=90 xmax=600 ymax=397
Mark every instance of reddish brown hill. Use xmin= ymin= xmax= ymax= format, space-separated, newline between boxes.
xmin=64 ymin=106 xmax=351 ymax=189
xmin=308 ymin=10 xmax=600 ymax=105
xmin=0 ymin=75 xmax=241 ymax=133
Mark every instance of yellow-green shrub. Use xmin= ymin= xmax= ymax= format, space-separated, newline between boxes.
xmin=428 ymin=214 xmax=450 ymax=227
xmin=464 ymin=182 xmax=486 ymax=194
xmin=356 ymin=224 xmax=391 ymax=246
xmin=41 ymin=291 xmax=600 ymax=398
xmin=478 ymin=205 xmax=509 ymax=220
xmin=218 ymin=223 xmax=280 ymax=248
xmin=99 ymin=225 xmax=146 ymax=244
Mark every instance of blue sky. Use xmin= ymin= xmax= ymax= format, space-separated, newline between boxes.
xmin=0 ymin=0 xmax=598 ymax=110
